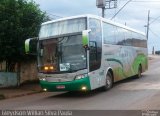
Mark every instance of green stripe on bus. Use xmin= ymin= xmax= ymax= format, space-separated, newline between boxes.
xmin=106 ymin=58 xmax=124 ymax=68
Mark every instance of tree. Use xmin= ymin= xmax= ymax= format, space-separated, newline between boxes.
xmin=0 ymin=0 xmax=49 ymax=72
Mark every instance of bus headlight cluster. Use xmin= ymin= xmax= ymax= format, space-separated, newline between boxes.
xmin=75 ymin=74 xmax=88 ymax=80
xmin=44 ymin=66 xmax=54 ymax=71
xmin=39 ymin=77 xmax=46 ymax=81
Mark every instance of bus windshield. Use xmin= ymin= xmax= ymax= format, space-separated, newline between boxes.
xmin=39 ymin=18 xmax=86 ymax=39
xmin=38 ymin=34 xmax=87 ymax=73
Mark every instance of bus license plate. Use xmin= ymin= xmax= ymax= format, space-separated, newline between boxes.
xmin=56 ymin=85 xmax=65 ymax=89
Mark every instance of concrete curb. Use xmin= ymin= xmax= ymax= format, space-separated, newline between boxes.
xmin=0 ymin=90 xmax=43 ymax=100
xmin=6 ymin=91 xmax=43 ymax=99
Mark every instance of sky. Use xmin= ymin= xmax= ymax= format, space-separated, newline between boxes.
xmin=34 ymin=0 xmax=160 ymax=53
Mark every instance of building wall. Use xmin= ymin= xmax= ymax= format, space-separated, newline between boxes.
xmin=0 ymin=62 xmax=6 ymax=72
xmin=0 ymin=61 xmax=38 ymax=85
xmin=20 ymin=61 xmax=38 ymax=83
xmin=0 ymin=72 xmax=17 ymax=88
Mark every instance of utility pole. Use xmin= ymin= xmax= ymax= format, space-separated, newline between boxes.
xmin=146 ymin=10 xmax=150 ymax=40
xmin=102 ymin=7 xmax=105 ymax=18
xmin=152 ymin=46 xmax=154 ymax=55
xmin=96 ymin=0 xmax=117 ymax=18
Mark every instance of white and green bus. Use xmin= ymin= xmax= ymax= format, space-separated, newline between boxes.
xmin=25 ymin=14 xmax=148 ymax=91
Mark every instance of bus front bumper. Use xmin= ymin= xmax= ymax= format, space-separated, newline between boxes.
xmin=40 ymin=77 xmax=91 ymax=91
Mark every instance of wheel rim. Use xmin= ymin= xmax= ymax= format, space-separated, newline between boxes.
xmin=106 ymin=75 xmax=112 ymax=88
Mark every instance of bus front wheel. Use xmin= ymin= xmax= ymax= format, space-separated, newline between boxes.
xmin=102 ymin=72 xmax=113 ymax=91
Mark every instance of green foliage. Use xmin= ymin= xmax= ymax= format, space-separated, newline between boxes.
xmin=0 ymin=0 xmax=49 ymax=71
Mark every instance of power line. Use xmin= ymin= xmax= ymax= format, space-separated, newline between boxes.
xmin=149 ymin=28 xmax=160 ymax=38
xmin=111 ymin=0 xmax=160 ymax=20
xmin=121 ymin=0 xmax=160 ymax=2
xmin=111 ymin=0 xmax=132 ymax=20
xmin=45 ymin=11 xmax=63 ymax=19
xmin=149 ymin=16 xmax=160 ymax=25
xmin=131 ymin=1 xmax=160 ymax=2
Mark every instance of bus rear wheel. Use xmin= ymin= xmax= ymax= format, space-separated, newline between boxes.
xmin=137 ymin=65 xmax=142 ymax=78
xmin=102 ymin=72 xmax=113 ymax=91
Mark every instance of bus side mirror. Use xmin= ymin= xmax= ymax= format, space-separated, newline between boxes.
xmin=25 ymin=37 xmax=38 ymax=55
xmin=82 ymin=29 xmax=91 ymax=49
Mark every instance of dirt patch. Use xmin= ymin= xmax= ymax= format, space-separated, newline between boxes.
xmin=0 ymin=94 xmax=5 ymax=100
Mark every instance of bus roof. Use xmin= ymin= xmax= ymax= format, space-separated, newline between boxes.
xmin=42 ymin=14 xmax=146 ymax=37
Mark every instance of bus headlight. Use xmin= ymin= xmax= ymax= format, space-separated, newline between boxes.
xmin=40 ymin=78 xmax=46 ymax=81
xmin=75 ymin=74 xmax=88 ymax=80
xmin=81 ymin=86 xmax=87 ymax=91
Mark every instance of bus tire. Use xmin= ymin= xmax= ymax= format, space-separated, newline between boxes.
xmin=137 ymin=65 xmax=142 ymax=78
xmin=101 ymin=71 xmax=113 ymax=91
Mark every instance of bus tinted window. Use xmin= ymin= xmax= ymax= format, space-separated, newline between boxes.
xmin=132 ymin=32 xmax=147 ymax=48
xmin=116 ymin=27 xmax=126 ymax=45
xmin=103 ymin=22 xmax=147 ymax=48
xmin=103 ymin=23 xmax=117 ymax=44
xmin=125 ymin=30 xmax=133 ymax=46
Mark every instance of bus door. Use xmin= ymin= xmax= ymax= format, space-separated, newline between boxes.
xmin=88 ymin=18 xmax=104 ymax=89
xmin=88 ymin=41 xmax=104 ymax=89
